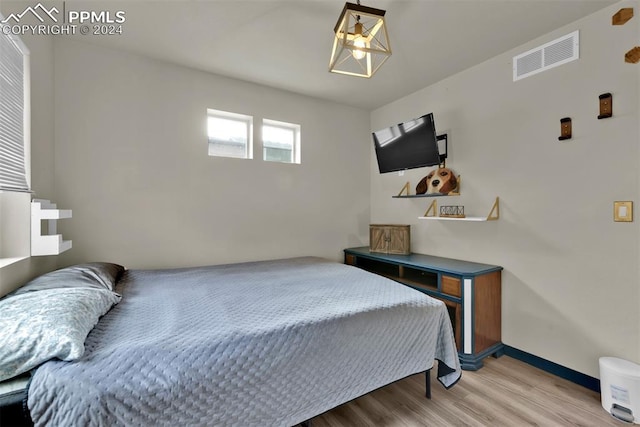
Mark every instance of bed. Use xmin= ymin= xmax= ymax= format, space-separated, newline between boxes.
xmin=0 ymin=257 xmax=461 ymax=426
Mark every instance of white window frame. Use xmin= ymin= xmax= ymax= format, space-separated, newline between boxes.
xmin=0 ymin=18 xmax=31 ymax=267
xmin=0 ymin=22 xmax=31 ymax=192
xmin=206 ymin=108 xmax=253 ymax=160
xmin=262 ymin=118 xmax=301 ymax=164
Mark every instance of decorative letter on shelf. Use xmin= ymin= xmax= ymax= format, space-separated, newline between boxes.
xmin=31 ymin=199 xmax=72 ymax=256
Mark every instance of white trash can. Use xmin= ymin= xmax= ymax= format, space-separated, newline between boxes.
xmin=600 ymin=357 xmax=640 ymax=424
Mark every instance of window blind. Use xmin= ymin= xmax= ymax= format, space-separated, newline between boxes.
xmin=0 ymin=31 xmax=28 ymax=192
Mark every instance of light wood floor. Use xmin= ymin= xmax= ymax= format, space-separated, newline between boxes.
xmin=312 ymin=356 xmax=621 ymax=426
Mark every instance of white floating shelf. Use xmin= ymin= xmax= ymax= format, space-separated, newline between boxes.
xmin=419 ymin=216 xmax=492 ymax=222
xmin=37 ymin=209 xmax=72 ymax=220
xmin=419 ymin=197 xmax=500 ymax=222
xmin=31 ymin=199 xmax=73 ymax=256
xmin=32 ymin=235 xmax=72 ymax=256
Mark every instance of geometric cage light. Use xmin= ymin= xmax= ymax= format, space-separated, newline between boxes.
xmin=328 ymin=1 xmax=392 ymax=78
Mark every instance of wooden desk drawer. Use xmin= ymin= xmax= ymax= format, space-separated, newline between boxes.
xmin=442 ymin=275 xmax=461 ymax=297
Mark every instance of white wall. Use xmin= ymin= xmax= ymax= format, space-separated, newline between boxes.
xmin=53 ymin=39 xmax=370 ymax=269
xmin=371 ymin=0 xmax=639 ymax=377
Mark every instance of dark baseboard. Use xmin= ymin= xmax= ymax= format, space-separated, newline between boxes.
xmin=503 ymin=345 xmax=600 ymax=393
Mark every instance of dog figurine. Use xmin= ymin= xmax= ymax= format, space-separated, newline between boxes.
xmin=416 ymin=167 xmax=458 ymax=194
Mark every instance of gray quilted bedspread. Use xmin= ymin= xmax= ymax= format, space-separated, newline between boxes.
xmin=28 ymin=257 xmax=460 ymax=426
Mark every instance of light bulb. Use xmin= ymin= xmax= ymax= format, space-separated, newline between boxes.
xmin=352 ymin=36 xmax=366 ymax=60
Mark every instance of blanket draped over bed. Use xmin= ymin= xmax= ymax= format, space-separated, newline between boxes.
xmin=28 ymin=257 xmax=461 ymax=426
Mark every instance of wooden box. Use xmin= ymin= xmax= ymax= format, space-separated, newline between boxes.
xmin=369 ymin=224 xmax=410 ymax=255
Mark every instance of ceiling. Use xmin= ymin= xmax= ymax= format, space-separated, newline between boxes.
xmin=10 ymin=0 xmax=619 ymax=109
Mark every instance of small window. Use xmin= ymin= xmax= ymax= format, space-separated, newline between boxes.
xmin=0 ymin=29 xmax=29 ymax=192
xmin=262 ymin=119 xmax=301 ymax=164
xmin=207 ymin=109 xmax=253 ymax=159
xmin=0 ymin=20 xmax=31 ymax=265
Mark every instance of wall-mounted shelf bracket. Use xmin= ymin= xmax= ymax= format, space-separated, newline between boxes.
xmin=558 ymin=117 xmax=572 ymax=141
xmin=397 ymin=182 xmax=411 ymax=197
xmin=625 ymin=47 xmax=640 ymax=64
xmin=598 ymin=93 xmax=612 ymax=119
xmin=486 ymin=197 xmax=500 ymax=221
xmin=424 ymin=200 xmax=437 ymax=217
xmin=612 ymin=8 xmax=634 ymax=25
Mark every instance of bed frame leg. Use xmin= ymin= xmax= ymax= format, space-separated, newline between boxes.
xmin=425 ymin=369 xmax=432 ymax=399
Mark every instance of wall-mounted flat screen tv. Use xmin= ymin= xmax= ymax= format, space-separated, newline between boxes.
xmin=372 ymin=113 xmax=441 ymax=174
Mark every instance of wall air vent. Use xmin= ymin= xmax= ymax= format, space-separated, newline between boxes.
xmin=513 ymin=30 xmax=579 ymax=81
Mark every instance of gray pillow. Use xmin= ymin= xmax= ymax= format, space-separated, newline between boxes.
xmin=0 ymin=287 xmax=121 ymax=382
xmin=12 ymin=263 xmax=124 ymax=295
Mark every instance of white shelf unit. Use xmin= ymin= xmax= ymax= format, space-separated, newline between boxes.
xmin=31 ymin=199 xmax=72 ymax=256
xmin=419 ymin=197 xmax=500 ymax=222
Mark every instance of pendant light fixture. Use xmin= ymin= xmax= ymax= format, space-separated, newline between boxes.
xmin=328 ymin=1 xmax=392 ymax=78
